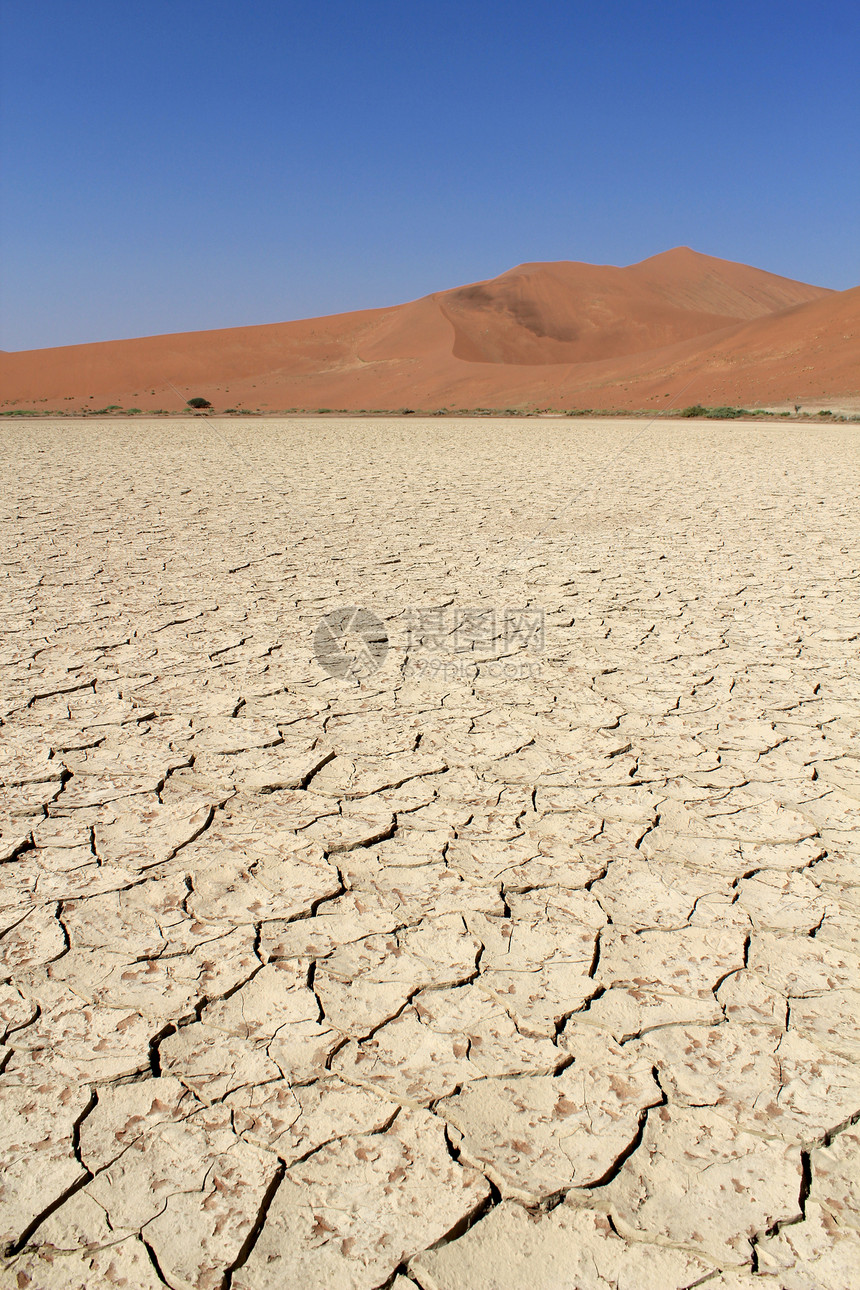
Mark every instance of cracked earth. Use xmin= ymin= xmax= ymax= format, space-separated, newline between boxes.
xmin=0 ymin=416 xmax=858 ymax=1290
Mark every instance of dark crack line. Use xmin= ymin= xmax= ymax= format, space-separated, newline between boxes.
xmin=142 ymin=1236 xmax=174 ymax=1287
xmin=148 ymin=1022 xmax=176 ymax=1077
xmin=221 ymin=1158 xmax=287 ymax=1289
xmin=5 ymin=1167 xmax=95 ymax=1257
xmin=583 ymin=1078 xmax=667 ymax=1192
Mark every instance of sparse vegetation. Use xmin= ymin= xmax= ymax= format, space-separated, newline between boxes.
xmin=68 ymin=403 xmax=851 ymax=423
xmin=679 ymin=405 xmax=778 ymax=420
xmin=706 ymin=406 xmax=749 ymax=419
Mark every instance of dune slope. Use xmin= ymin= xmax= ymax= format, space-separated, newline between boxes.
xmin=1 ymin=248 xmax=854 ymax=411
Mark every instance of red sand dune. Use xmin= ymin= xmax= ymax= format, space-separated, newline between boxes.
xmin=2 ymin=248 xmax=856 ymax=412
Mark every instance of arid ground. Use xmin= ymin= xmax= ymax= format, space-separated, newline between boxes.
xmin=1 ymin=416 xmax=859 ymax=1289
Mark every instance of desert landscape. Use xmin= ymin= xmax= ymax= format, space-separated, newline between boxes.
xmin=2 ymin=248 xmax=858 ymax=416
xmin=1 ymin=412 xmax=858 ymax=1288
xmin=4 ymin=0 xmax=858 ymax=1282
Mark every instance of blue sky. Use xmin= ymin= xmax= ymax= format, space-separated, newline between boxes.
xmin=1 ymin=0 xmax=858 ymax=349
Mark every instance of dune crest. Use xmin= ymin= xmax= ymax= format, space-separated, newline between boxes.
xmin=2 ymin=248 xmax=855 ymax=410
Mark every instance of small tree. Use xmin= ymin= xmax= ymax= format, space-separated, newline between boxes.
xmin=187 ymin=397 xmax=212 ymax=410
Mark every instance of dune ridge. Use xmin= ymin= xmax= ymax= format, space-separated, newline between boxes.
xmin=2 ymin=248 xmax=856 ymax=411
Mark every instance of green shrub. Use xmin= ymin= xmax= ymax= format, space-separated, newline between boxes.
xmin=681 ymin=404 xmax=707 ymax=418
xmin=707 ymin=406 xmax=747 ymax=419
xmin=187 ymin=397 xmax=212 ymax=410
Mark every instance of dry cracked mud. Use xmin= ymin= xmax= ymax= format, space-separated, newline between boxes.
xmin=0 ymin=415 xmax=858 ymax=1289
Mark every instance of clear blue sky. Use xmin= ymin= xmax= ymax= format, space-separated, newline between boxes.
xmin=1 ymin=0 xmax=858 ymax=350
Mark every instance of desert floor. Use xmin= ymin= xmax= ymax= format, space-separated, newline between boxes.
xmin=1 ymin=417 xmax=858 ymax=1290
